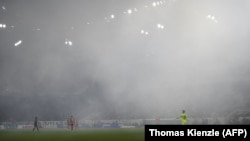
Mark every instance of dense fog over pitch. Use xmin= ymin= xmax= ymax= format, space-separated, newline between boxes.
xmin=0 ymin=0 xmax=250 ymax=121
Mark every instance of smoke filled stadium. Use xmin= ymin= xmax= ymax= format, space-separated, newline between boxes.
xmin=0 ymin=0 xmax=250 ymax=141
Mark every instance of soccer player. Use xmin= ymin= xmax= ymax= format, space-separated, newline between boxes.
xmin=32 ymin=116 xmax=39 ymax=132
xmin=177 ymin=110 xmax=187 ymax=125
xmin=69 ymin=115 xmax=75 ymax=131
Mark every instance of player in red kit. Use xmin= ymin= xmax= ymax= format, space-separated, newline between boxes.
xmin=69 ymin=115 xmax=75 ymax=131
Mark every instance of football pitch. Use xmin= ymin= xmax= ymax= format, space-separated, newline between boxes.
xmin=0 ymin=128 xmax=144 ymax=141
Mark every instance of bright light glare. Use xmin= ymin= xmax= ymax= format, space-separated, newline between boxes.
xmin=0 ymin=24 xmax=6 ymax=28
xmin=14 ymin=40 xmax=22 ymax=47
xmin=207 ymin=14 xmax=218 ymax=23
xmin=141 ymin=30 xmax=149 ymax=35
xmin=152 ymin=2 xmax=157 ymax=7
xmin=2 ymin=6 xmax=5 ymax=10
xmin=141 ymin=30 xmax=145 ymax=34
xmin=68 ymin=41 xmax=73 ymax=46
xmin=127 ymin=9 xmax=132 ymax=14
xmin=157 ymin=24 xmax=164 ymax=29
xmin=110 ymin=14 xmax=115 ymax=19
xmin=65 ymin=39 xmax=73 ymax=46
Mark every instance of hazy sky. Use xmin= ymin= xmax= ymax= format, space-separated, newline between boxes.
xmin=0 ymin=0 xmax=250 ymax=121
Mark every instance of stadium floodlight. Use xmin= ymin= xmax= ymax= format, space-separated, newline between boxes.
xmin=14 ymin=40 xmax=22 ymax=47
xmin=157 ymin=24 xmax=161 ymax=28
xmin=141 ymin=30 xmax=145 ymax=34
xmin=152 ymin=2 xmax=157 ymax=7
xmin=110 ymin=14 xmax=115 ymax=19
xmin=68 ymin=41 xmax=73 ymax=46
xmin=207 ymin=15 xmax=211 ymax=19
xmin=141 ymin=30 xmax=149 ymax=35
xmin=127 ymin=9 xmax=132 ymax=14
xmin=0 ymin=24 xmax=6 ymax=28
xmin=157 ymin=24 xmax=164 ymax=29
xmin=65 ymin=40 xmax=73 ymax=46
xmin=206 ymin=14 xmax=218 ymax=23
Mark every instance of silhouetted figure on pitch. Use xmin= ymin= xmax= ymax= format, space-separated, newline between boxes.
xmin=32 ymin=116 xmax=39 ymax=132
xmin=177 ymin=110 xmax=187 ymax=125
xmin=69 ymin=115 xmax=75 ymax=131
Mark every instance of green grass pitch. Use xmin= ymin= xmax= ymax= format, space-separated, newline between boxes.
xmin=0 ymin=128 xmax=144 ymax=141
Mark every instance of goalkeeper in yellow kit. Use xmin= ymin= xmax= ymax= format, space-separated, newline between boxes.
xmin=177 ymin=110 xmax=187 ymax=125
